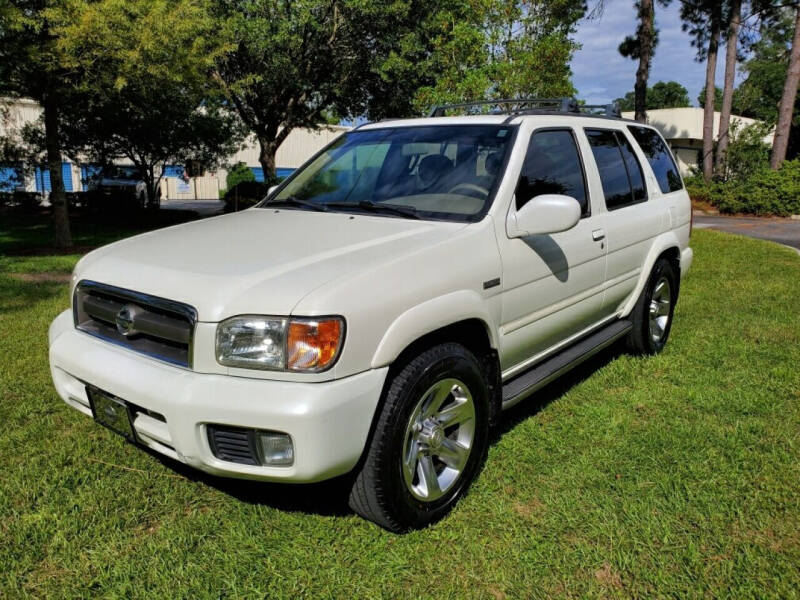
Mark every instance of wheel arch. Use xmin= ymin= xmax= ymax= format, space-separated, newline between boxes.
xmin=620 ymin=233 xmax=682 ymax=317
xmin=370 ymin=291 xmax=502 ymax=424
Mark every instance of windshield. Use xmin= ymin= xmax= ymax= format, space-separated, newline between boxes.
xmin=263 ymin=125 xmax=515 ymax=221
xmin=104 ymin=166 xmax=140 ymax=181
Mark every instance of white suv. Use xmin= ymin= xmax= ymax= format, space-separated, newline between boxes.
xmin=49 ymin=101 xmax=693 ymax=532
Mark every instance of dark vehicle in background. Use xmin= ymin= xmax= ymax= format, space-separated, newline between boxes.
xmin=86 ymin=166 xmax=160 ymax=210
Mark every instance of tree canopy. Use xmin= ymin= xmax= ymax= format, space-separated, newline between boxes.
xmin=616 ymin=80 xmax=691 ymax=111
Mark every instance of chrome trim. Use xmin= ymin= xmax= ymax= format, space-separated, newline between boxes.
xmin=73 ymin=280 xmax=197 ymax=369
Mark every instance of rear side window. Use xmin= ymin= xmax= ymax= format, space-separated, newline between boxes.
xmin=628 ymin=126 xmax=683 ymax=193
xmin=516 ymin=129 xmax=588 ymax=215
xmin=585 ymin=129 xmax=647 ymax=211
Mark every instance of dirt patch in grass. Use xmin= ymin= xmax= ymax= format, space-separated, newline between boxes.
xmin=11 ymin=272 xmax=72 ymax=284
xmin=594 ymin=562 xmax=623 ymax=589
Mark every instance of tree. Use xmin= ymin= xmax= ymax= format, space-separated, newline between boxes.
xmin=615 ymin=80 xmax=690 ymax=111
xmin=213 ymin=0 xmax=588 ymax=180
xmin=771 ymin=5 xmax=800 ymax=169
xmin=226 ymin=162 xmax=255 ymax=191
xmin=53 ymin=0 xmax=245 ymax=205
xmin=0 ymin=0 xmax=75 ymax=247
xmin=715 ymin=0 xmax=742 ymax=175
xmin=618 ymin=0 xmax=663 ymax=122
xmin=697 ymin=86 xmax=724 ymax=111
xmin=682 ymin=0 xmax=725 ymax=181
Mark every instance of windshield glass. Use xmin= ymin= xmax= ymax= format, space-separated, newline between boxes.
xmin=263 ymin=125 xmax=515 ymax=221
xmin=105 ymin=166 xmax=140 ymax=180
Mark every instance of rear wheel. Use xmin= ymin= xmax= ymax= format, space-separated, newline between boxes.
xmin=349 ymin=343 xmax=490 ymax=532
xmin=626 ymin=256 xmax=678 ymax=354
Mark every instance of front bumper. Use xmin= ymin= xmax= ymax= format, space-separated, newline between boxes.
xmin=680 ymin=246 xmax=693 ymax=278
xmin=49 ymin=310 xmax=387 ymax=482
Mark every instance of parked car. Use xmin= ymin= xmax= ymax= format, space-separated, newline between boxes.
xmin=49 ymin=100 xmax=692 ymax=532
xmin=87 ymin=165 xmax=160 ymax=210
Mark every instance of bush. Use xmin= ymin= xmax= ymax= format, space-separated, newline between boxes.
xmin=223 ymin=180 xmax=270 ymax=212
xmin=693 ymin=160 xmax=800 ymax=217
xmin=226 ymin=162 xmax=255 ymax=191
xmin=0 ymin=191 xmax=43 ymax=212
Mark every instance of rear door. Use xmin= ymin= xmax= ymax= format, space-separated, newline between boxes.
xmin=582 ymin=128 xmax=664 ymax=316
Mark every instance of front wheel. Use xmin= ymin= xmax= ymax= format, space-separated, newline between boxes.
xmin=349 ymin=343 xmax=490 ymax=532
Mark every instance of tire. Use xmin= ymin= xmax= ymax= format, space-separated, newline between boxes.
xmin=626 ymin=256 xmax=679 ymax=355
xmin=349 ymin=343 xmax=490 ymax=532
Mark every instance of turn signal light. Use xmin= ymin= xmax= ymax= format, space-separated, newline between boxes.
xmin=287 ymin=318 xmax=344 ymax=372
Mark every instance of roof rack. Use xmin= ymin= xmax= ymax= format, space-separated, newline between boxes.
xmin=427 ymin=97 xmax=622 ymax=119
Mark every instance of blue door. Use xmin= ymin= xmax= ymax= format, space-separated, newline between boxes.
xmin=35 ymin=163 xmax=73 ymax=192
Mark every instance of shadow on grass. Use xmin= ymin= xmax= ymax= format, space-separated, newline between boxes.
xmin=142 ymin=343 xmax=628 ymax=520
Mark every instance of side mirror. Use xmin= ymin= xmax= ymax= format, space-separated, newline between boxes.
xmin=267 ymin=184 xmax=279 ymax=196
xmin=507 ymin=194 xmax=581 ymax=238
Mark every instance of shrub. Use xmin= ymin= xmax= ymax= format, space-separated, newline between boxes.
xmin=698 ymin=160 xmax=800 ymax=216
xmin=226 ymin=162 xmax=255 ymax=191
xmin=223 ymin=180 xmax=270 ymax=212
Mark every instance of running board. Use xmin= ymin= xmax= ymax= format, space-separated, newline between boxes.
xmin=501 ymin=320 xmax=632 ymax=410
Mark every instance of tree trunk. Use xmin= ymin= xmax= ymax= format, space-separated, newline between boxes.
xmin=634 ymin=0 xmax=655 ymax=123
xmin=771 ymin=7 xmax=800 ymax=170
xmin=702 ymin=17 xmax=721 ymax=182
xmin=715 ymin=0 xmax=741 ymax=177
xmin=43 ymin=94 xmax=72 ymax=248
xmin=256 ymin=127 xmax=292 ymax=182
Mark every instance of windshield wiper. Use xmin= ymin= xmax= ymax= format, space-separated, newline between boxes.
xmin=266 ymin=196 xmax=328 ymax=212
xmin=326 ymin=200 xmax=421 ymax=220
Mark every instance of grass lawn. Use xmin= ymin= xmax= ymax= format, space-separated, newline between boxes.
xmin=1 ymin=216 xmax=799 ymax=598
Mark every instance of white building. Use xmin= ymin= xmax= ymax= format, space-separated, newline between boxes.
xmin=0 ymin=97 xmax=349 ymax=199
xmin=622 ymin=107 xmax=774 ymax=175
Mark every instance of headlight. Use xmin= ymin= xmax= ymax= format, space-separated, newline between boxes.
xmin=216 ymin=315 xmax=344 ymax=372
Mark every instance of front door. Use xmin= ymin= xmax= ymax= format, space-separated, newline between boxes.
xmin=498 ymin=127 xmax=608 ymax=375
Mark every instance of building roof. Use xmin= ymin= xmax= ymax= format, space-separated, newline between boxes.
xmin=621 ymin=107 xmax=773 ymax=144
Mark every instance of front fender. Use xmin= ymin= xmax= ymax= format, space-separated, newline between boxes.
xmin=620 ymin=231 xmax=681 ymax=317
xmin=370 ymin=290 xmax=498 ymax=368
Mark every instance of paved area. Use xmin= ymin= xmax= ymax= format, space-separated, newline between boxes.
xmin=161 ymin=198 xmax=224 ymax=216
xmin=693 ymin=215 xmax=800 ymax=251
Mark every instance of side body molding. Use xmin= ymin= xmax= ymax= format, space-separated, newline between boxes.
xmin=618 ymin=231 xmax=682 ymax=317
xmin=371 ymin=290 xmax=499 ymax=368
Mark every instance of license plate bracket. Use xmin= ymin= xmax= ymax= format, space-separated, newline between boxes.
xmin=87 ymin=386 xmax=136 ymax=442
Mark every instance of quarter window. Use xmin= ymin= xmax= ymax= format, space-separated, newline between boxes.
xmin=585 ymin=129 xmax=647 ymax=211
xmin=516 ymin=129 xmax=588 ymax=215
xmin=628 ymin=126 xmax=683 ymax=193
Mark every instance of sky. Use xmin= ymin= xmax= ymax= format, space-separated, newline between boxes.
xmin=571 ymin=0 xmax=742 ymax=106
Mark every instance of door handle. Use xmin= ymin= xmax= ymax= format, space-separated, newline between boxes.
xmin=592 ymin=229 xmax=605 ymax=241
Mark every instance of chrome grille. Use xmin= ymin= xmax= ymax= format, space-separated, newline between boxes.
xmin=73 ymin=280 xmax=196 ymax=368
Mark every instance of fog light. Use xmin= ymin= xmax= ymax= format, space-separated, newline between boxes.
xmin=257 ymin=431 xmax=294 ymax=466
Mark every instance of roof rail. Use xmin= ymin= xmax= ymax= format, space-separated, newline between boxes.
xmin=427 ymin=98 xmax=622 ymax=119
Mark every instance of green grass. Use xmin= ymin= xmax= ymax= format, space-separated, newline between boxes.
xmin=1 ymin=223 xmax=799 ymax=598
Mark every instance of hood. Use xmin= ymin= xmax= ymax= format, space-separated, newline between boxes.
xmin=75 ymin=208 xmax=467 ymax=321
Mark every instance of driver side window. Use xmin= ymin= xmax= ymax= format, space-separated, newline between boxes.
xmin=516 ymin=129 xmax=588 ymax=216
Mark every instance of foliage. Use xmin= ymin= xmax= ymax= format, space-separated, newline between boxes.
xmin=616 ymin=80 xmax=691 ymax=111
xmin=697 ymin=85 xmax=723 ymax=111
xmin=3 ymin=221 xmax=800 ymax=596
xmin=53 ymin=0 xmax=246 ymax=206
xmin=0 ymin=0 xmax=77 ymax=246
xmin=687 ymin=159 xmax=800 ymax=216
xmin=719 ymin=120 xmax=772 ymax=182
xmin=222 ymin=180 xmax=270 ymax=212
xmin=225 ymin=162 xmax=255 ymax=191
xmin=213 ymin=0 xmax=587 ymax=177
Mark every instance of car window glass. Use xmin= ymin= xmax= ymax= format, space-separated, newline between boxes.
xmin=585 ymin=129 xmax=633 ymax=210
xmin=269 ymin=125 xmax=514 ymax=221
xmin=628 ymin=126 xmax=683 ymax=193
xmin=516 ymin=129 xmax=588 ymax=215
xmin=615 ymin=131 xmax=647 ymax=203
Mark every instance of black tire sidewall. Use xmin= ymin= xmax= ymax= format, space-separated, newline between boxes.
xmin=379 ymin=346 xmax=490 ymax=529
xmin=641 ymin=258 xmax=678 ymax=353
